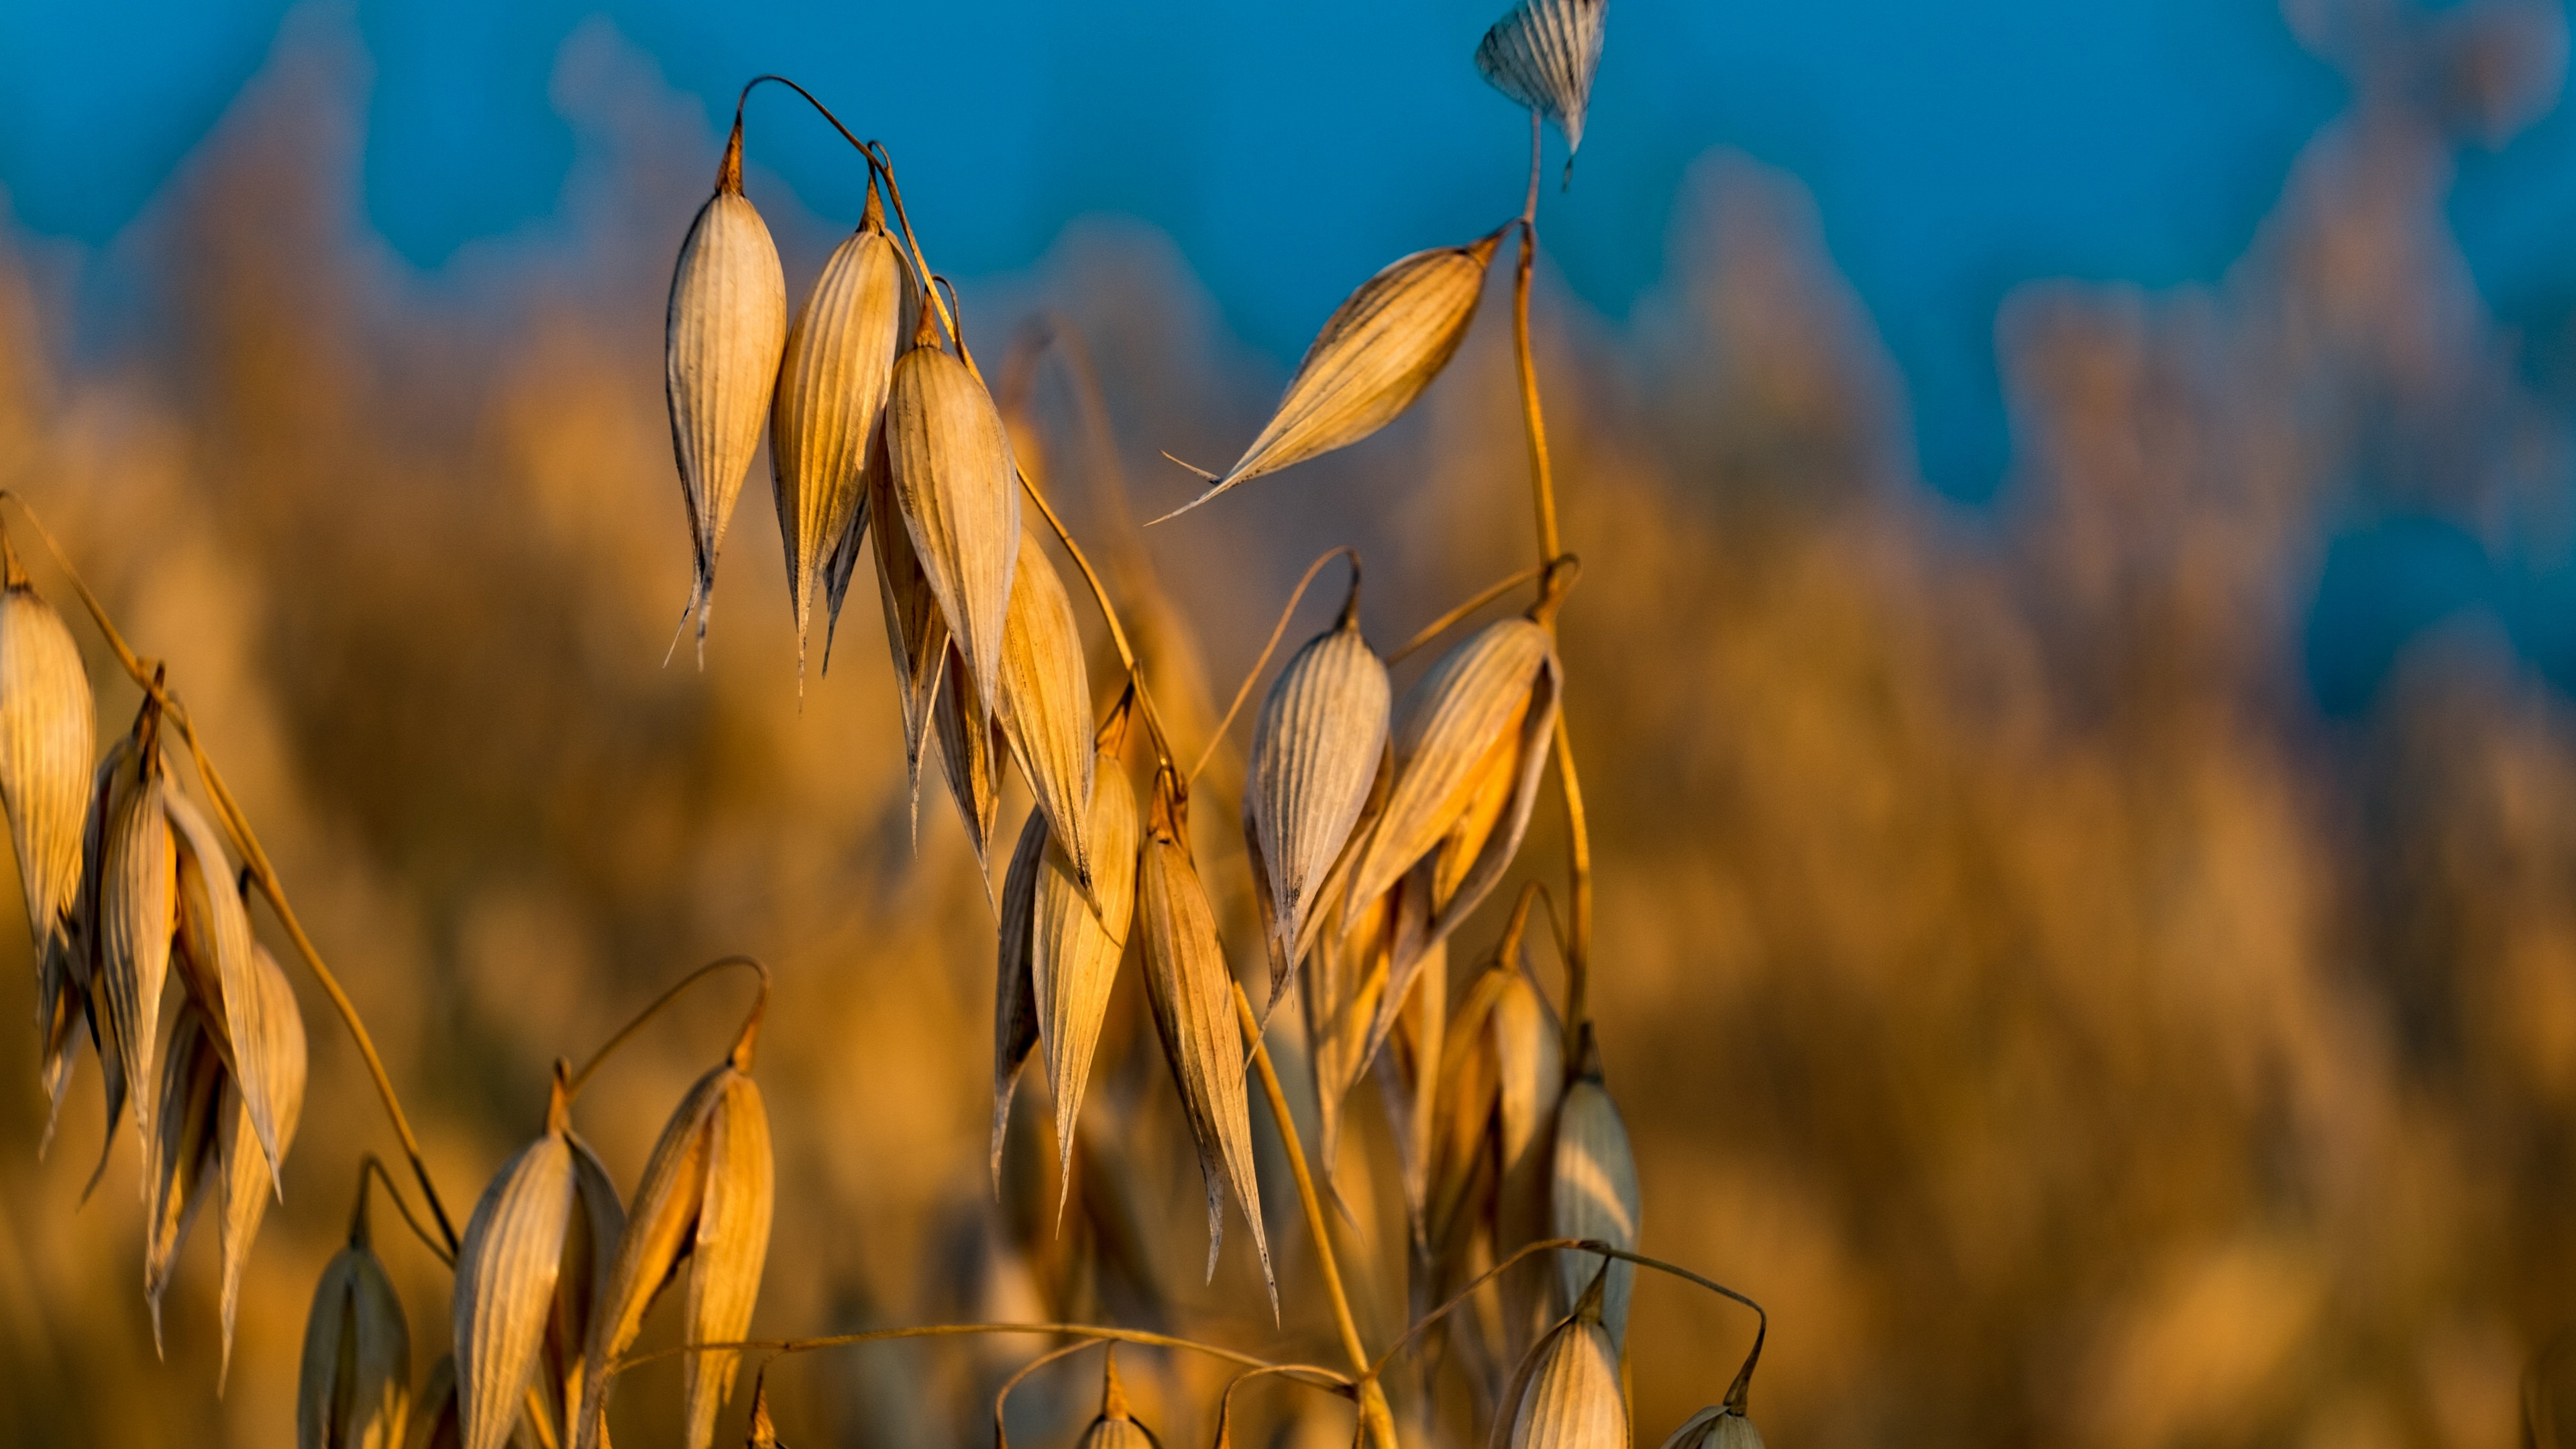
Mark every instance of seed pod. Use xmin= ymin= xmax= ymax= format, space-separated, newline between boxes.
xmin=1501 ymin=1271 xmax=1627 ymax=1449
xmin=0 ymin=541 xmax=95 ymax=1040
xmin=1077 ymin=1349 xmax=1155 ymax=1449
xmin=100 ymin=708 xmax=176 ymax=1150
xmin=453 ymin=1120 xmax=578 ymax=1449
xmin=576 ymin=1037 xmax=773 ymax=1449
xmin=297 ymin=1213 xmax=413 ymax=1449
xmin=167 ymin=787 xmax=304 ymax=1188
xmin=1029 ymin=748 xmax=1139 ymax=1219
xmin=1246 ymin=586 xmax=1388 ymax=1004
xmin=1660 ymin=1407 xmax=1764 ymax=1449
xmin=933 ymin=645 xmax=1008 ymax=879
xmin=1136 ymin=775 xmax=1273 ymax=1303
xmin=771 ymin=181 xmax=902 ymax=688
xmin=215 ymin=945 xmax=306 ymax=1378
xmin=995 ymin=533 xmax=1095 ymax=894
xmin=867 ymin=449 xmax=949 ymax=821
xmin=1474 ymin=0 xmax=1609 ymax=156
xmin=992 ymin=809 xmax=1045 ymax=1190
xmin=884 ymin=316 xmax=1022 ymax=718
xmin=1155 ymin=232 xmax=1501 ymax=522
xmin=143 ymin=1006 xmax=222 ymax=1353
xmin=1550 ymin=1053 xmax=1639 ymax=1348
xmin=666 ymin=119 xmax=790 ymax=665
xmin=539 ymin=1136 xmax=625 ymax=1448
xmin=1346 ymin=619 xmax=1559 ymax=1061
xmin=409 ymin=1355 xmax=461 ymax=1449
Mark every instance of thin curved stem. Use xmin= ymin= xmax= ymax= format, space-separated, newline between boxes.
xmin=1215 ymin=1363 xmax=1356 ymax=1448
xmin=0 ymin=495 xmax=463 ymax=1254
xmin=352 ymin=1152 xmax=455 ymax=1268
xmin=566 ymin=955 xmax=770 ymax=1097
xmin=992 ymin=1338 xmax=1103 ymax=1449
xmin=1232 ymin=983 xmax=1399 ymax=1449
xmin=1187 ymin=547 xmax=1359 ymax=782
xmin=1016 ymin=467 xmax=1179 ymax=766
xmin=1364 ymin=1238 xmax=1764 ymax=1409
xmin=1386 ymin=565 xmax=1545 ymax=666
xmin=610 ymin=1321 xmax=1347 ymax=1387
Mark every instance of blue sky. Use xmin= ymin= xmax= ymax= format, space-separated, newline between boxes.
xmin=5 ymin=1 xmax=2576 ymax=706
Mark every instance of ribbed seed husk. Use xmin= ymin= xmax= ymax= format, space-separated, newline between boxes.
xmin=1501 ymin=1285 xmax=1627 ymax=1449
xmin=1156 ymin=232 xmax=1501 ymax=522
xmin=540 ymin=1135 xmax=625 ymax=1448
xmin=996 ymin=532 xmax=1095 ymax=893
xmin=453 ymin=1130 xmax=577 ymax=1449
xmin=1031 ymin=747 xmax=1138 ymax=1218
xmin=0 ymin=557 xmax=95 ymax=1030
xmin=666 ymin=123 xmax=789 ymax=663
xmin=1373 ymin=936 xmax=1447 ymax=1248
xmin=1493 ymin=969 xmax=1562 ymax=1356
xmin=101 ymin=729 xmax=176 ymax=1152
xmin=933 ymin=645 xmax=1006 ymax=879
xmin=575 ymin=1057 xmax=773 ymax=1449
xmin=868 ymin=449 xmax=950 ymax=821
xmin=298 ymin=1235 xmax=412 ymax=1449
xmin=1247 ymin=603 xmax=1389 ymax=1004
xmin=816 ymin=426 xmax=877 ymax=674
xmin=885 ymin=329 xmax=1022 ymax=718
xmin=166 ymin=786 xmax=302 ymax=1187
xmin=409 ymin=1354 xmax=461 ymax=1449
xmin=1550 ymin=1075 xmax=1640 ymax=1348
xmin=1660 ymin=1407 xmax=1765 ymax=1449
xmin=1346 ymin=619 xmax=1559 ymax=1061
xmin=1474 ymin=0 xmax=1609 ymax=154
xmin=64 ymin=739 xmax=129 ymax=1171
xmin=771 ymin=182 xmax=902 ymax=686
xmin=1137 ymin=779 xmax=1273 ymax=1301
xmin=144 ymin=1006 xmax=221 ymax=1352
xmin=1426 ymin=965 xmax=1509 ymax=1255
xmin=992 ymin=808 xmax=1045 ymax=1191
xmin=1078 ymin=1349 xmax=1155 ymax=1449
xmin=216 ymin=943 xmax=305 ymax=1379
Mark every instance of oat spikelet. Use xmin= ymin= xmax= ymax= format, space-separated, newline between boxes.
xmin=867 ymin=453 xmax=950 ymax=821
xmin=1157 ymin=232 xmax=1500 ymax=522
xmin=1474 ymin=0 xmax=1609 ymax=155
xmin=933 ymin=645 xmax=1008 ymax=882
xmin=1077 ymin=1348 xmax=1156 ymax=1449
xmin=297 ymin=1221 xmax=412 ymax=1449
xmin=771 ymin=180 xmax=902 ymax=689
xmin=1345 ymin=618 xmax=1559 ymax=1058
xmin=1660 ymin=1408 xmax=1765 ymax=1449
xmin=993 ymin=809 xmax=1045 ymax=1190
xmin=1137 ymin=775 xmax=1274 ymax=1304
xmin=1246 ymin=587 xmax=1387 ymax=1003
xmin=215 ymin=944 xmax=305 ymax=1379
xmin=539 ymin=1135 xmax=625 ymax=1448
xmin=1550 ymin=1059 xmax=1639 ymax=1348
xmin=453 ymin=1126 xmax=577 ymax=1449
xmin=576 ymin=1041 xmax=773 ymax=1449
xmin=1501 ymin=1273 xmax=1627 ymax=1449
xmin=996 ymin=531 xmax=1096 ymax=892
xmin=143 ymin=1006 xmax=221 ymax=1353
xmin=0 ymin=545 xmax=94 ymax=1065
xmin=1374 ymin=936 xmax=1447 ymax=1247
xmin=101 ymin=712 xmax=176 ymax=1156
xmin=1030 ymin=748 xmax=1139 ymax=1218
xmin=885 ymin=315 xmax=1022 ymax=717
xmin=666 ymin=118 xmax=790 ymax=665
xmin=167 ymin=788 xmax=304 ymax=1189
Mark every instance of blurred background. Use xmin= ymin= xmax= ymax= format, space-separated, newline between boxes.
xmin=1 ymin=0 xmax=2574 ymax=1444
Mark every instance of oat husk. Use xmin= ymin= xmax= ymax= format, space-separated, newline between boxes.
xmin=885 ymin=317 xmax=1022 ymax=718
xmin=1246 ymin=588 xmax=1388 ymax=1005
xmin=1550 ymin=1063 xmax=1638 ymax=1348
xmin=1030 ymin=748 xmax=1140 ymax=1220
xmin=298 ymin=1215 xmax=412 ymax=1449
xmin=1474 ymin=0 xmax=1609 ymax=156
xmin=0 ymin=547 xmax=95 ymax=1087
xmin=453 ymin=1120 xmax=578 ymax=1449
xmin=1498 ymin=1269 xmax=1626 ymax=1449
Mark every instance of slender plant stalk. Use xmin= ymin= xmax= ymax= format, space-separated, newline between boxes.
xmin=0 ymin=494 xmax=462 ymax=1254
xmin=1232 ymin=982 xmax=1399 ymax=1449
xmin=1016 ymin=467 xmax=1182 ymax=765
xmin=565 ymin=954 xmax=768 ymax=1098
xmin=1506 ymin=116 xmax=1597 ymax=1053
xmin=614 ymin=1320 xmax=1348 ymax=1385
xmin=353 ymin=1152 xmax=454 ymax=1268
xmin=1188 ymin=546 xmax=1359 ymax=782
xmin=1387 ymin=563 xmax=1546 ymax=666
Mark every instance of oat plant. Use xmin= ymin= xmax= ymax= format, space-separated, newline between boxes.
xmin=0 ymin=3 xmax=1770 ymax=1446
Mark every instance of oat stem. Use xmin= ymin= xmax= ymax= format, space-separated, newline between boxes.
xmin=0 ymin=494 xmax=464 ymax=1255
xmin=1232 ymin=982 xmax=1399 ymax=1449
xmin=1188 ymin=547 xmax=1360 ymax=783
xmin=613 ymin=1321 xmax=1347 ymax=1385
xmin=1386 ymin=564 xmax=1547 ymax=666
xmin=351 ymin=1152 xmax=455 ymax=1268
xmin=1507 ymin=114 xmax=1597 ymax=1057
xmin=565 ymin=954 xmax=770 ymax=1098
